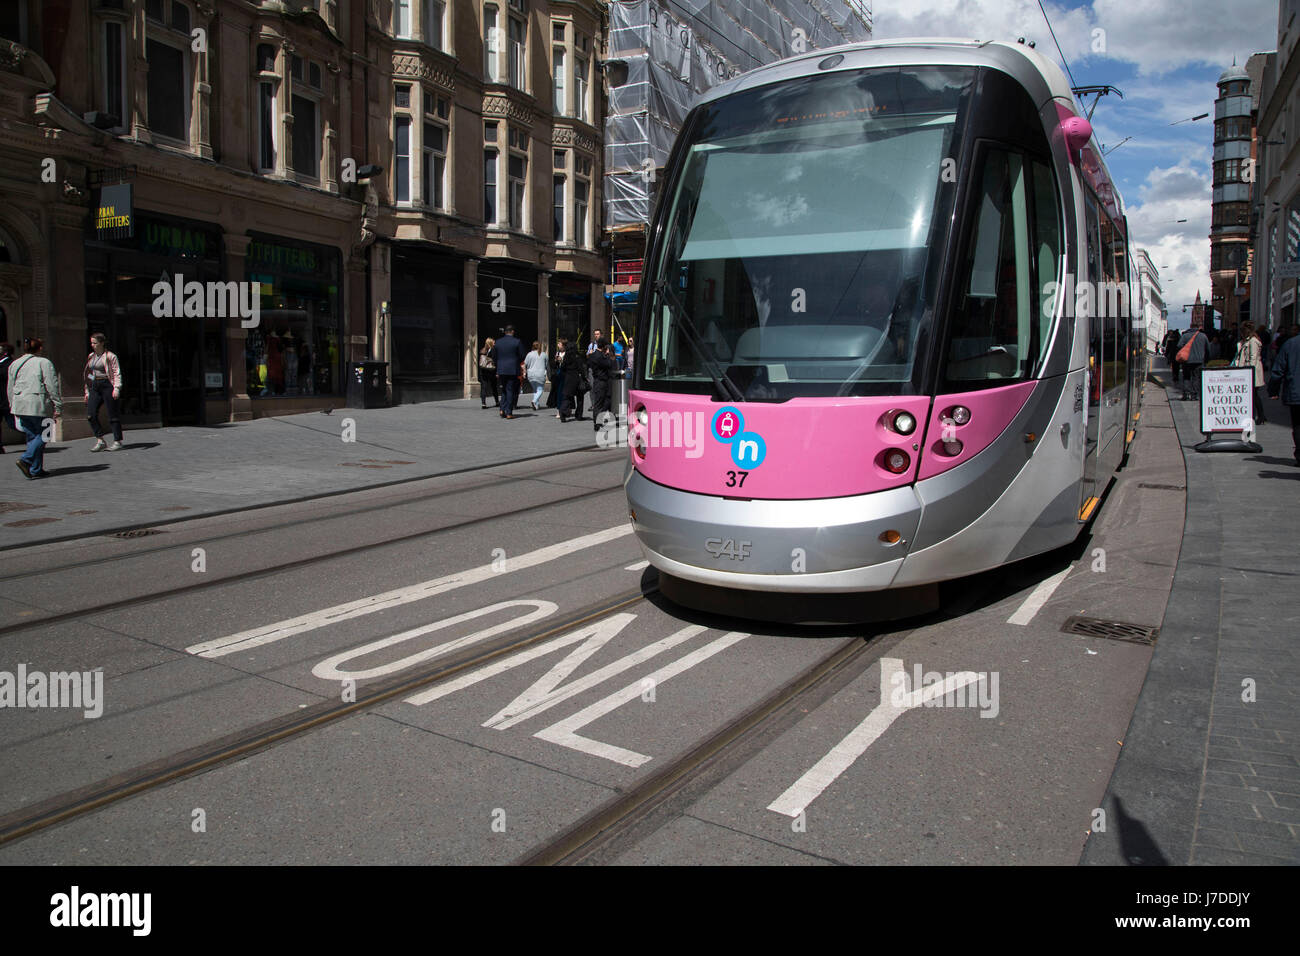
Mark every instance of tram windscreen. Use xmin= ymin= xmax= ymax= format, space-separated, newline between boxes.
xmin=642 ymin=66 xmax=974 ymax=399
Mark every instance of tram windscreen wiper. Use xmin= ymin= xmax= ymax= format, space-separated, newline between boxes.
xmin=653 ymin=279 xmax=746 ymax=403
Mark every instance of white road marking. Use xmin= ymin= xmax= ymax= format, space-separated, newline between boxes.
xmin=1006 ymin=566 xmax=1072 ymax=626
xmin=767 ymin=658 xmax=981 ymax=817
xmin=624 ymin=560 xmax=650 ymax=571
xmin=311 ymin=600 xmax=557 ymax=681
xmin=535 ymin=631 xmax=750 ymax=767
xmin=186 ymin=524 xmax=634 ymax=658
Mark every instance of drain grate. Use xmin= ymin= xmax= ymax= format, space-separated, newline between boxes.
xmin=1062 ymin=615 xmax=1159 ymax=645
xmin=0 ymin=502 xmax=44 ymax=515
xmin=1138 ymin=482 xmax=1185 ymax=491
xmin=111 ymin=528 xmax=166 ymax=539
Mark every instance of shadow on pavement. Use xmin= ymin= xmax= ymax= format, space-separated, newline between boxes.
xmin=1246 ymin=454 xmax=1299 ymax=467
xmin=45 ymin=464 xmax=111 ymax=476
xmin=1113 ymin=795 xmax=1171 ymax=866
xmin=1258 ymin=470 xmax=1300 ymax=481
xmin=121 ymin=442 xmax=161 ymax=450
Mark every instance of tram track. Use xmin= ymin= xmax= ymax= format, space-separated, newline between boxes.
xmin=0 ymin=586 xmax=655 ymax=847
xmin=0 ymin=448 xmax=622 ymax=583
xmin=0 ymin=471 xmax=628 ymax=638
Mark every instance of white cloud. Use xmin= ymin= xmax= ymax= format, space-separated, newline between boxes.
xmin=1126 ymin=160 xmax=1213 ymax=324
xmin=874 ymin=0 xmax=1275 ymax=77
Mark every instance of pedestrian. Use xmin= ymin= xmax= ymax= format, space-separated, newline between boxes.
xmin=84 ymin=332 xmax=124 ymax=451
xmin=6 ymin=337 xmax=62 ymax=479
xmin=491 ymin=324 xmax=526 ymax=419
xmin=1234 ymin=321 xmax=1266 ymax=425
xmin=524 ymin=340 xmax=548 ymax=411
xmin=0 ymin=341 xmax=13 ymax=454
xmin=1175 ymin=323 xmax=1209 ymax=401
xmin=624 ymin=335 xmax=635 ymax=375
xmin=559 ymin=341 xmax=588 ymax=422
xmin=1267 ymin=327 xmax=1300 ymax=465
xmin=586 ymin=328 xmax=605 ymax=355
xmin=588 ymin=340 xmax=618 ymax=432
xmin=549 ymin=339 xmax=566 ymax=416
xmin=478 ymin=337 xmax=499 ymax=409
xmin=612 ymin=336 xmax=625 ymax=371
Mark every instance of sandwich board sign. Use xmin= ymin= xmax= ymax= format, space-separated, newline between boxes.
xmin=1196 ymin=366 xmax=1261 ymax=453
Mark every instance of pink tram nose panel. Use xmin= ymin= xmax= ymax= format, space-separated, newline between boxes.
xmin=627 ymin=390 xmax=933 ymax=500
xmin=915 ymin=381 xmax=1038 ymax=481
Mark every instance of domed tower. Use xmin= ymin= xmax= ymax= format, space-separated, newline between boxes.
xmin=1211 ymin=62 xmax=1254 ymax=332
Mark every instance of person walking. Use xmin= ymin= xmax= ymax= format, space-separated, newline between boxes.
xmin=84 ymin=332 xmax=124 ymax=451
xmin=1268 ymin=327 xmax=1300 ymax=465
xmin=547 ymin=339 xmax=565 ymax=414
xmin=478 ymin=337 xmax=499 ymax=409
xmin=7 ymin=337 xmax=62 ymax=479
xmin=588 ymin=341 xmax=618 ymax=432
xmin=1175 ymin=323 xmax=1209 ymax=401
xmin=491 ymin=324 xmax=526 ymax=419
xmin=1233 ymin=321 xmax=1267 ymax=425
xmin=0 ymin=342 xmax=13 ymax=454
xmin=559 ymin=341 xmax=588 ymax=422
xmin=524 ymin=340 xmax=548 ymax=411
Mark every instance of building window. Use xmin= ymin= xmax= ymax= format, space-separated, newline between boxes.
xmin=396 ymin=116 xmax=412 ymax=203
xmin=254 ymin=43 xmax=278 ymax=173
xmin=574 ymin=55 xmax=589 ymax=124
xmin=574 ymin=154 xmax=591 ymax=247
xmin=484 ymin=121 xmax=499 ymax=223
xmin=553 ymin=174 xmax=565 ymax=241
xmin=553 ymin=44 xmax=566 ymax=116
xmin=424 ymin=0 xmax=445 ymax=50
xmin=146 ymin=2 xmax=194 ymax=143
xmin=395 ymin=83 xmax=411 ymax=109
xmin=103 ymin=21 xmax=127 ymax=130
xmin=395 ymin=0 xmax=412 ymax=38
xmin=422 ymin=93 xmax=449 ymax=209
xmin=508 ymin=14 xmax=526 ymax=90
xmin=508 ymin=125 xmax=528 ymax=229
xmin=0 ymin=1 xmax=29 ymax=45
xmin=484 ymin=5 xmax=502 ymax=83
xmin=291 ymin=55 xmax=323 ymax=179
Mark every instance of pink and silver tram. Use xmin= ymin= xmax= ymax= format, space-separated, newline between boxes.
xmin=623 ymin=39 xmax=1140 ymax=617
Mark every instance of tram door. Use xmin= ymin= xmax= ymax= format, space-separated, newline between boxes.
xmin=1080 ymin=195 xmax=1103 ymax=511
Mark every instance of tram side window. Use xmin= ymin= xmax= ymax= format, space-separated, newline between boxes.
xmin=947 ymin=149 xmax=1031 ymax=383
xmin=1030 ymin=161 xmax=1062 ymax=359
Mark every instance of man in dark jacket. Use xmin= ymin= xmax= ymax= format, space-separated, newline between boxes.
xmin=588 ymin=342 xmax=618 ymax=433
xmin=559 ymin=345 xmax=587 ymax=422
xmin=1268 ymin=330 xmax=1300 ymax=465
xmin=491 ymin=325 xmax=525 ymax=419
xmin=1176 ymin=323 xmax=1210 ymax=401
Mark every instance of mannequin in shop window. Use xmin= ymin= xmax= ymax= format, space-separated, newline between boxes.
xmin=284 ymin=330 xmax=298 ymax=393
xmin=267 ymin=331 xmax=285 ymax=395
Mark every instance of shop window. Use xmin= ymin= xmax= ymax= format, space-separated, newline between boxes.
xmin=396 ymin=116 xmax=412 ymax=204
xmin=102 ymin=20 xmax=127 ymax=130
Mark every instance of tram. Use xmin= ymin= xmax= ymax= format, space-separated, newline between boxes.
xmin=622 ymin=39 xmax=1144 ymax=618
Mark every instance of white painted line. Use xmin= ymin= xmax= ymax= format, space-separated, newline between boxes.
xmin=624 ymin=560 xmax=650 ymax=571
xmin=186 ymin=524 xmax=635 ymax=658
xmin=535 ymin=631 xmax=749 ymax=767
xmin=1006 ymin=566 xmax=1072 ymax=626
xmin=767 ymin=659 xmax=980 ymax=817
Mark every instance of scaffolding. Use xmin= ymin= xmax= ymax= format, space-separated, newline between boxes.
xmin=603 ymin=0 xmax=873 ymax=231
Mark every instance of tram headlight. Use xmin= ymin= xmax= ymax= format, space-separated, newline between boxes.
xmin=949 ymin=405 xmax=971 ymax=425
xmin=889 ymin=410 xmax=917 ymax=435
xmin=635 ymin=406 xmax=648 ymax=427
xmin=883 ymin=449 xmax=911 ymax=474
xmin=941 ymin=438 xmax=964 ymax=456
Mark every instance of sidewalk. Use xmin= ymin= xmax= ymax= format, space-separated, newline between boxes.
xmin=1083 ymin=358 xmax=1300 ymax=865
xmin=1 ymin=394 xmax=614 ymax=549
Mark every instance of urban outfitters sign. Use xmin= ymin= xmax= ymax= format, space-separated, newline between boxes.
xmin=95 ymin=183 xmax=133 ymax=240
xmin=1200 ymin=367 xmax=1254 ymax=433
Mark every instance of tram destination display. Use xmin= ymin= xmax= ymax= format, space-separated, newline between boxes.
xmin=1200 ymin=367 xmax=1254 ymax=433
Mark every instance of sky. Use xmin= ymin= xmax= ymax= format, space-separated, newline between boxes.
xmin=870 ymin=0 xmax=1280 ymax=330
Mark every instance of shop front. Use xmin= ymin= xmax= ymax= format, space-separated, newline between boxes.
xmin=390 ymin=246 xmax=463 ymax=404
xmin=244 ymin=232 xmax=343 ymax=404
xmin=84 ymin=212 xmax=225 ymax=427
xmin=551 ymin=274 xmax=592 ymax=350
xmin=477 ymin=262 xmax=540 ymax=356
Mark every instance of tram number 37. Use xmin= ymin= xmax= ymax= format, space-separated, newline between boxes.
xmin=705 ymin=538 xmax=752 ymax=561
xmin=724 ymin=470 xmax=750 ymax=488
